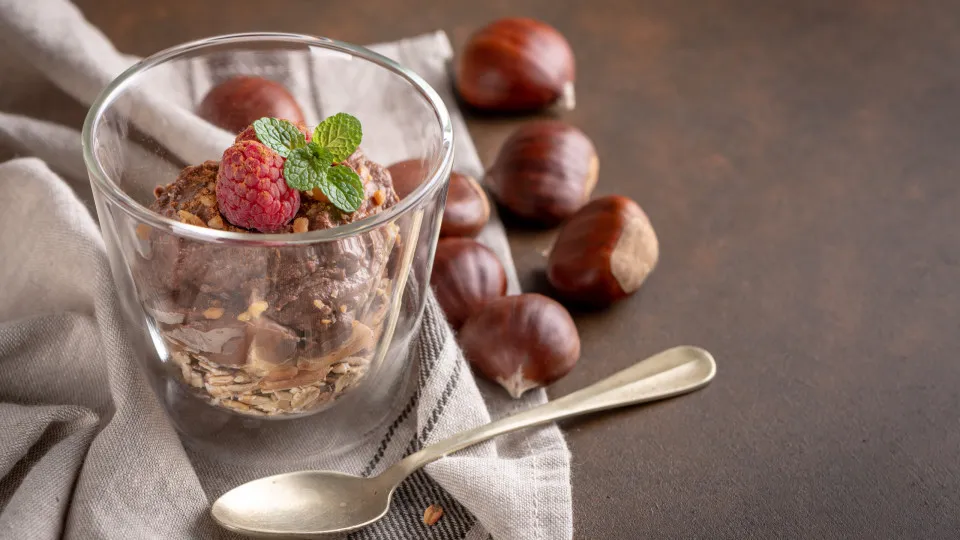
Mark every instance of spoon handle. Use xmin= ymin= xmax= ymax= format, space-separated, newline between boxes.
xmin=384 ymin=346 xmax=716 ymax=482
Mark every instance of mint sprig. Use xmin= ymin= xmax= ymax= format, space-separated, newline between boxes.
xmin=323 ymin=164 xmax=366 ymax=212
xmin=253 ymin=117 xmax=306 ymax=158
xmin=284 ymin=144 xmax=334 ymax=191
xmin=312 ymin=113 xmax=362 ymax=162
xmin=253 ymin=113 xmax=365 ymax=213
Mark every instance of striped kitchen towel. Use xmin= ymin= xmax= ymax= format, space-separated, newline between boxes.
xmin=0 ymin=0 xmax=573 ymax=539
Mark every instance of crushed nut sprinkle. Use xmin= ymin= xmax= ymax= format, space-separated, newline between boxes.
xmin=339 ymin=305 xmax=348 ymax=313
xmin=372 ymin=189 xmax=386 ymax=206
xmin=423 ymin=504 xmax=444 ymax=526
xmin=307 ymin=188 xmax=329 ymax=202
xmin=203 ymin=307 xmax=225 ymax=320
xmin=207 ymin=215 xmax=225 ymax=229
xmin=293 ymin=217 xmax=310 ymax=233
xmin=177 ymin=210 xmax=205 ymax=227
xmin=198 ymin=194 xmax=216 ymax=207
xmin=313 ymin=299 xmax=326 ymax=310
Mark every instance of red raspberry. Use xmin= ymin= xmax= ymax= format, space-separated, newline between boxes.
xmin=235 ymin=121 xmax=311 ymax=144
xmin=216 ymin=140 xmax=300 ymax=232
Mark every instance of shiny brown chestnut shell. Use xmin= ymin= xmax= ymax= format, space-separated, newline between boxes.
xmin=198 ymin=76 xmax=305 ymax=134
xmin=486 ymin=121 xmax=598 ymax=226
xmin=388 ymin=160 xmax=490 ymax=237
xmin=430 ymin=238 xmax=507 ymax=329
xmin=385 ymin=158 xmax=427 ymax=200
xmin=459 ymin=293 xmax=580 ymax=398
xmin=456 ymin=18 xmax=576 ymax=112
xmin=547 ymin=195 xmax=659 ymax=305
xmin=441 ymin=172 xmax=490 ymax=237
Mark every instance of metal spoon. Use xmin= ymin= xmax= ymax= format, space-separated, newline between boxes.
xmin=211 ymin=345 xmax=717 ymax=538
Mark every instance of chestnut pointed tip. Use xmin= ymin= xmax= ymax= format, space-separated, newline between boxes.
xmin=459 ymin=294 xmax=580 ymax=398
xmin=497 ymin=368 xmax=541 ymax=399
xmin=557 ymin=81 xmax=576 ymax=111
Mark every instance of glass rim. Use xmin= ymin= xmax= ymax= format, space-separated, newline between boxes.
xmin=81 ymin=32 xmax=454 ymax=246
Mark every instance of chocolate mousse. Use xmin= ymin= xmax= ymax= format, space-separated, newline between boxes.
xmin=137 ymin=115 xmax=402 ymax=417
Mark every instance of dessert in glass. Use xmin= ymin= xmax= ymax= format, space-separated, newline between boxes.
xmin=82 ymin=34 xmax=453 ymax=452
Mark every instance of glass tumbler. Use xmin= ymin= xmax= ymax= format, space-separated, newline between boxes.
xmin=82 ymin=34 xmax=453 ymax=455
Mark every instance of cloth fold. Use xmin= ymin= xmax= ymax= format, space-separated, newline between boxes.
xmin=0 ymin=1 xmax=573 ymax=539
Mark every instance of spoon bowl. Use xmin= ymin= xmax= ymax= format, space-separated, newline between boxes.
xmin=212 ymin=471 xmax=395 ymax=537
xmin=212 ymin=346 xmax=717 ymax=537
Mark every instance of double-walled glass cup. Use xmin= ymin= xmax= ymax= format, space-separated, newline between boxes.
xmin=82 ymin=34 xmax=453 ymax=454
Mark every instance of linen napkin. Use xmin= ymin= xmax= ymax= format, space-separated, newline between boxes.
xmin=0 ymin=1 xmax=573 ymax=539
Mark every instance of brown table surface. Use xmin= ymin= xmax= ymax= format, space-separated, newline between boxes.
xmin=40 ymin=0 xmax=960 ymax=537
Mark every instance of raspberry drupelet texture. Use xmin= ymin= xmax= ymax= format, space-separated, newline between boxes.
xmin=216 ymin=140 xmax=300 ymax=232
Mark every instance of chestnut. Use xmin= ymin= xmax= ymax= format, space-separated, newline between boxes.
xmin=458 ymin=293 xmax=580 ymax=398
xmin=485 ymin=121 xmax=598 ymax=225
xmin=456 ymin=18 xmax=575 ymax=112
xmin=198 ymin=76 xmax=305 ymax=134
xmin=547 ymin=195 xmax=659 ymax=305
xmin=441 ymin=172 xmax=490 ymax=237
xmin=388 ymin=159 xmax=491 ymax=237
xmin=385 ymin=158 xmax=427 ymax=200
xmin=430 ymin=238 xmax=507 ymax=329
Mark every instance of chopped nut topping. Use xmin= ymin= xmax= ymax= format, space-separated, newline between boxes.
xmin=339 ymin=305 xmax=348 ymax=313
xmin=207 ymin=215 xmax=224 ymax=229
xmin=331 ymin=363 xmax=350 ymax=374
xmin=307 ymin=188 xmax=329 ymax=202
xmin=321 ymin=319 xmax=332 ymax=325
xmin=372 ymin=189 xmax=386 ymax=206
xmin=313 ymin=299 xmax=326 ymax=310
xmin=237 ymin=312 xmax=252 ymax=322
xmin=198 ymin=194 xmax=216 ymax=207
xmin=203 ymin=307 xmax=224 ymax=320
xmin=293 ymin=217 xmax=310 ymax=233
xmin=423 ymin=505 xmax=444 ymax=526
xmin=177 ymin=210 xmax=205 ymax=227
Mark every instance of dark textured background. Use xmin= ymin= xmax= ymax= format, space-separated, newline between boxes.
xmin=32 ymin=0 xmax=960 ymax=537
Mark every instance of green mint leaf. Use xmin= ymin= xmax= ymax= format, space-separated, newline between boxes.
xmin=319 ymin=165 xmax=365 ymax=212
xmin=312 ymin=113 xmax=362 ymax=162
xmin=254 ymin=117 xmax=306 ymax=158
xmin=283 ymin=143 xmax=334 ymax=191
